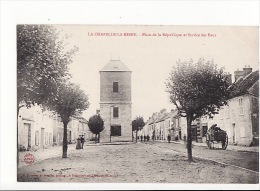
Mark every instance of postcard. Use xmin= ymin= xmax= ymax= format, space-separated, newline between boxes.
xmin=16 ymin=24 xmax=259 ymax=184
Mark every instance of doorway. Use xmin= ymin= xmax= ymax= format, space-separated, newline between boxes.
xmin=232 ymin=123 xmax=236 ymax=144
xmin=24 ymin=123 xmax=31 ymax=149
xmin=41 ymin=128 xmax=45 ymax=148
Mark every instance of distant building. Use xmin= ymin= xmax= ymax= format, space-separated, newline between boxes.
xmin=99 ymin=60 xmax=132 ymax=142
xmin=53 ymin=114 xmax=89 ymax=145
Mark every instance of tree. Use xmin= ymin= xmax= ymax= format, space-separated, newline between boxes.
xmin=132 ymin=116 xmax=145 ymax=143
xmin=88 ymin=114 xmax=105 ymax=144
xmin=17 ymin=24 xmax=78 ymax=115
xmin=17 ymin=24 xmax=78 ymax=163
xmin=49 ymin=81 xmax=89 ymax=158
xmin=166 ymin=58 xmax=230 ymax=161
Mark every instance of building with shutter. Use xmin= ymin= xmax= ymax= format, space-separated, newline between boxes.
xmin=99 ymin=60 xmax=132 ymax=142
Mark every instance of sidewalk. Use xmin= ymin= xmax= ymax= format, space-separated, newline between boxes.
xmin=170 ymin=140 xmax=259 ymax=152
xmin=18 ymin=141 xmax=136 ymax=168
xmin=18 ymin=143 xmax=79 ymax=168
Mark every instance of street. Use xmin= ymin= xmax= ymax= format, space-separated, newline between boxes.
xmin=17 ymin=141 xmax=259 ymax=183
xmin=149 ymin=141 xmax=259 ymax=172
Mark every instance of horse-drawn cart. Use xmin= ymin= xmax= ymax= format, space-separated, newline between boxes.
xmin=206 ymin=124 xmax=228 ymax=150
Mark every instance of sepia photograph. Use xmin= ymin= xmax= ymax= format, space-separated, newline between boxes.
xmin=16 ymin=25 xmax=259 ymax=184
xmin=1 ymin=0 xmax=259 ymax=190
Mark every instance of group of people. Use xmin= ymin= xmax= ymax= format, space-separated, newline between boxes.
xmin=76 ymin=135 xmax=85 ymax=149
xmin=138 ymin=134 xmax=174 ymax=143
xmin=139 ymin=135 xmax=150 ymax=142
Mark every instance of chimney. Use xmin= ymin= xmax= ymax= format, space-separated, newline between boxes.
xmin=160 ymin=109 xmax=166 ymax=114
xmin=243 ymin=65 xmax=252 ymax=77
xmin=234 ymin=69 xmax=244 ymax=82
xmin=225 ymin=73 xmax=232 ymax=85
xmin=152 ymin=112 xmax=158 ymax=119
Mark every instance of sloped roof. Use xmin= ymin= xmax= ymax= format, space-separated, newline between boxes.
xmin=72 ymin=115 xmax=88 ymax=124
xmin=148 ymin=117 xmax=157 ymax=125
xmin=156 ymin=112 xmax=169 ymax=123
xmin=230 ymin=70 xmax=259 ymax=98
xmin=100 ymin=60 xmax=131 ymax=72
xmin=164 ymin=109 xmax=178 ymax=120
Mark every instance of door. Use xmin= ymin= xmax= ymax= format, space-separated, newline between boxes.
xmin=69 ymin=131 xmax=72 ymax=143
xmin=24 ymin=123 xmax=31 ymax=149
xmin=41 ymin=128 xmax=45 ymax=148
xmin=232 ymin=123 xmax=236 ymax=144
xmin=191 ymin=125 xmax=197 ymax=141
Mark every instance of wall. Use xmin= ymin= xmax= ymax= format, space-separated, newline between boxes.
xmin=100 ymin=72 xmax=131 ymax=102
xmin=18 ymin=106 xmax=54 ymax=151
xmin=207 ymin=95 xmax=255 ymax=146
xmin=100 ymin=103 xmax=132 ymax=142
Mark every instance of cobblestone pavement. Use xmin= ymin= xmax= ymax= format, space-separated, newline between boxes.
xmin=18 ymin=142 xmax=259 ymax=183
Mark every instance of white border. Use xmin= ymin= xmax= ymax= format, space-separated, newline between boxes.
xmin=0 ymin=0 xmax=259 ymax=190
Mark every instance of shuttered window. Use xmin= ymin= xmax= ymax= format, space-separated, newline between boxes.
xmin=113 ymin=82 xmax=118 ymax=92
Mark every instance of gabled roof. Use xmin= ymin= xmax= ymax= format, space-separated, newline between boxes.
xmin=230 ymin=70 xmax=259 ymax=98
xmin=100 ymin=60 xmax=131 ymax=72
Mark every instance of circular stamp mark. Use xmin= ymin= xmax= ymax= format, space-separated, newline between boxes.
xmin=24 ymin=153 xmax=35 ymax=164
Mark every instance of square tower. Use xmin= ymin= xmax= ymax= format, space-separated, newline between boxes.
xmin=99 ymin=60 xmax=132 ymax=142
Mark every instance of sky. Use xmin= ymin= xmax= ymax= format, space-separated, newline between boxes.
xmin=56 ymin=25 xmax=259 ymax=121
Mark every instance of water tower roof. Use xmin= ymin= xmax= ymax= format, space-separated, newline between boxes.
xmin=100 ymin=60 xmax=131 ymax=72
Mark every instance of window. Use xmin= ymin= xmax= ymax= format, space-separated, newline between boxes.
xmin=49 ymin=133 xmax=52 ymax=144
xmin=45 ymin=132 xmax=48 ymax=145
xmin=113 ymin=107 xmax=119 ymax=118
xmin=111 ymin=126 xmax=121 ymax=136
xmin=226 ymin=105 xmax=230 ymax=118
xmin=57 ymin=132 xmax=60 ymax=143
xmin=238 ymin=98 xmax=244 ymax=115
xmin=113 ymin=82 xmax=119 ymax=92
xmin=35 ymin=131 xmax=39 ymax=146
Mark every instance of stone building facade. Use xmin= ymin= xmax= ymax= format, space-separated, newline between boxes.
xmin=144 ymin=67 xmax=258 ymax=146
xmin=18 ymin=105 xmax=54 ymax=151
xmin=99 ymin=60 xmax=132 ymax=142
xmin=18 ymin=105 xmax=89 ymax=151
xmin=204 ymin=69 xmax=259 ymax=146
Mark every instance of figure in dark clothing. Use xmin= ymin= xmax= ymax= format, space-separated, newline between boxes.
xmin=141 ymin=135 xmax=143 ymax=142
xmin=167 ymin=134 xmax=171 ymax=143
xmin=76 ymin=138 xmax=81 ymax=150
xmin=80 ymin=135 xmax=85 ymax=149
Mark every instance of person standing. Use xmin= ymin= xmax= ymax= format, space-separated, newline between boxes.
xmin=183 ymin=134 xmax=187 ymax=148
xmin=167 ymin=134 xmax=171 ymax=143
xmin=80 ymin=135 xmax=85 ymax=149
